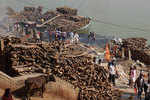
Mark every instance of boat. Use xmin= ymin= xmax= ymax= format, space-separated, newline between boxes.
xmin=7 ymin=6 xmax=91 ymax=33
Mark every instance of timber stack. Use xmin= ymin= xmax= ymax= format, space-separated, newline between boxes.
xmin=0 ymin=37 xmax=121 ymax=100
xmin=7 ymin=6 xmax=91 ymax=32
xmin=122 ymin=38 xmax=147 ymax=50
xmin=56 ymin=7 xmax=78 ymax=15
xmin=122 ymin=38 xmax=150 ymax=65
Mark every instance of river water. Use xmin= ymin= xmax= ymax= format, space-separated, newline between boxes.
xmin=0 ymin=0 xmax=150 ymax=44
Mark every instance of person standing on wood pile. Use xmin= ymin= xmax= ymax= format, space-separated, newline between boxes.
xmin=1 ymin=88 xmax=14 ymax=100
xmin=108 ymin=59 xmax=117 ymax=86
xmin=134 ymin=72 xmax=145 ymax=100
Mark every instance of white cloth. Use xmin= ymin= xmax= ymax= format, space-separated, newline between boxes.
xmin=36 ymin=33 xmax=40 ymax=39
xmin=73 ymin=34 xmax=79 ymax=43
xmin=147 ymin=84 xmax=150 ymax=93
xmin=109 ymin=65 xmax=116 ymax=75
xmin=69 ymin=32 xmax=74 ymax=38
xmin=133 ymin=70 xmax=136 ymax=82
xmin=56 ymin=30 xmax=61 ymax=36
xmin=62 ymin=32 xmax=67 ymax=37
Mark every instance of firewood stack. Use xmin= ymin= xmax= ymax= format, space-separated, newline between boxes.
xmin=0 ymin=37 xmax=121 ymax=100
xmin=122 ymin=38 xmax=150 ymax=65
xmin=7 ymin=6 xmax=91 ymax=32
xmin=122 ymin=38 xmax=147 ymax=50
xmin=56 ymin=6 xmax=78 ymax=15
xmin=51 ymin=56 xmax=121 ymax=100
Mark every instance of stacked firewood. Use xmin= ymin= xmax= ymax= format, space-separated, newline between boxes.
xmin=121 ymin=38 xmax=150 ymax=65
xmin=56 ymin=6 xmax=78 ymax=15
xmin=130 ymin=49 xmax=150 ymax=65
xmin=51 ymin=56 xmax=121 ymax=100
xmin=7 ymin=6 xmax=91 ymax=32
xmin=0 ymin=37 xmax=121 ymax=100
xmin=122 ymin=38 xmax=147 ymax=50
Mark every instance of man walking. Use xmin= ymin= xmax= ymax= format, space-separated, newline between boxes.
xmin=108 ymin=60 xmax=117 ymax=86
xmin=134 ymin=73 xmax=145 ymax=100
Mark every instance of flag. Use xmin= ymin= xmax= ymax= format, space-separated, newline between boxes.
xmin=105 ymin=43 xmax=111 ymax=62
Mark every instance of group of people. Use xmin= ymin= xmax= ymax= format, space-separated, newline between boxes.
xmin=107 ymin=58 xmax=150 ymax=100
xmin=134 ymin=70 xmax=150 ymax=100
xmin=130 ymin=69 xmax=150 ymax=100
xmin=35 ymin=29 xmax=80 ymax=43
xmin=13 ymin=22 xmax=80 ymax=43
xmin=128 ymin=60 xmax=150 ymax=100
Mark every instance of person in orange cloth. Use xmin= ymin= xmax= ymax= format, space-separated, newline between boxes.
xmin=2 ymin=88 xmax=14 ymax=100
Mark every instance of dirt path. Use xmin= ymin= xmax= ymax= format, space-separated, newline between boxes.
xmin=114 ymin=64 xmax=145 ymax=100
xmin=101 ymin=62 xmax=146 ymax=100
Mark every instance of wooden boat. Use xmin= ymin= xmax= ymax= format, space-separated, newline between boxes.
xmin=7 ymin=6 xmax=91 ymax=33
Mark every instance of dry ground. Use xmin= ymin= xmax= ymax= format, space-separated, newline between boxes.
xmin=0 ymin=77 xmax=78 ymax=100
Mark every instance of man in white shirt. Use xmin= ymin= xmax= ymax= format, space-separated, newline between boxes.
xmin=73 ymin=32 xmax=79 ymax=43
xmin=108 ymin=60 xmax=117 ymax=86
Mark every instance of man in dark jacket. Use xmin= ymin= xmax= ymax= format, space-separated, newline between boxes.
xmin=134 ymin=73 xmax=145 ymax=100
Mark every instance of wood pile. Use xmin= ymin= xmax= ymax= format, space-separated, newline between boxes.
xmin=42 ymin=11 xmax=58 ymax=21
xmin=0 ymin=37 xmax=121 ymax=100
xmin=121 ymin=38 xmax=150 ymax=65
xmin=24 ymin=7 xmax=36 ymax=12
xmin=56 ymin=7 xmax=78 ymax=15
xmin=51 ymin=56 xmax=121 ymax=100
xmin=122 ymin=38 xmax=147 ymax=50
xmin=129 ymin=49 xmax=150 ymax=65
xmin=7 ymin=6 xmax=91 ymax=32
